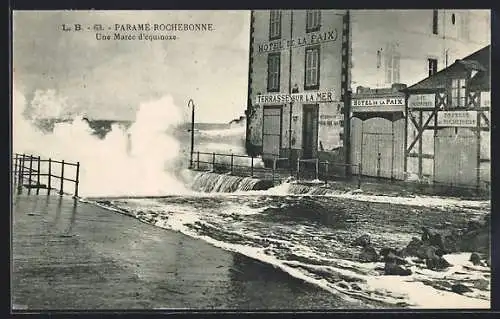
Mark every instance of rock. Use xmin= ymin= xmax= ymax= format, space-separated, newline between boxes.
xmin=473 ymin=278 xmax=489 ymax=290
xmin=384 ymin=262 xmax=412 ymax=276
xmin=424 ymin=246 xmax=438 ymax=259
xmin=384 ymin=252 xmax=407 ymax=265
xmin=359 ymin=245 xmax=379 ymax=262
xmin=459 ymin=230 xmax=489 ymax=254
xmin=426 ymin=256 xmax=452 ymax=271
xmin=404 ymin=237 xmax=424 ymax=257
xmin=451 ymin=283 xmax=473 ymax=294
xmin=421 ymin=227 xmax=445 ymax=250
xmin=415 ymin=244 xmax=432 ymax=260
xmin=353 ymin=234 xmax=371 ymax=247
xmin=443 ymin=233 xmax=461 ymax=254
xmin=469 ymin=252 xmax=482 ymax=266
xmin=380 ymin=247 xmax=399 ymax=258
xmin=467 ymin=220 xmax=483 ymax=232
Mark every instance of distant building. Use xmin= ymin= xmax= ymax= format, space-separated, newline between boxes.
xmin=245 ymin=9 xmax=491 ymax=169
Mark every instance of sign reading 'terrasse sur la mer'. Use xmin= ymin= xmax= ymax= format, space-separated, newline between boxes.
xmin=437 ymin=111 xmax=477 ymax=127
xmin=408 ymin=94 xmax=435 ymax=108
xmin=256 ymin=29 xmax=338 ymax=54
xmin=255 ymin=91 xmax=335 ymax=105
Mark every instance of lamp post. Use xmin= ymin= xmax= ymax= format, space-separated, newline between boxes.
xmin=188 ymin=99 xmax=195 ymax=169
xmin=288 ymin=11 xmax=294 ymax=171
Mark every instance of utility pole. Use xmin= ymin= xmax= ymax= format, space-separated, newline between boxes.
xmin=188 ymin=99 xmax=195 ymax=168
xmin=343 ymin=10 xmax=352 ymax=178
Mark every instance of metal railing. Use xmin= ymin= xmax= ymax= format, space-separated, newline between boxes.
xmin=12 ymin=153 xmax=81 ymax=197
xmin=192 ymin=151 xmax=290 ymax=184
xmin=296 ymin=159 xmax=362 ymax=188
xmin=191 ymin=151 xmax=363 ymax=187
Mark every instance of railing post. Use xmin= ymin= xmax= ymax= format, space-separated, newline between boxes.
xmin=48 ymin=158 xmax=52 ymax=194
xmin=14 ymin=153 xmax=19 ymax=176
xmin=212 ymin=152 xmax=216 ymax=171
xmin=230 ymin=154 xmax=234 ymax=174
xmin=315 ymin=158 xmax=319 ymax=180
xmin=377 ymin=152 xmax=381 ymax=179
xmin=75 ymin=162 xmax=80 ymax=197
xmin=250 ymin=156 xmax=254 ymax=177
xmin=296 ymin=158 xmax=300 ymax=180
xmin=36 ymin=156 xmax=41 ymax=194
xmin=28 ymin=155 xmax=33 ymax=187
xmin=17 ymin=154 xmax=25 ymax=191
xmin=324 ymin=162 xmax=329 ymax=185
xmin=37 ymin=156 xmax=41 ymax=184
xmin=272 ymin=157 xmax=277 ymax=184
xmin=196 ymin=151 xmax=200 ymax=170
xmin=59 ymin=160 xmax=65 ymax=195
xmin=358 ymin=162 xmax=362 ymax=189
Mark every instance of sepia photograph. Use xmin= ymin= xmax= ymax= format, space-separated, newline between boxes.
xmin=11 ymin=9 xmax=491 ymax=311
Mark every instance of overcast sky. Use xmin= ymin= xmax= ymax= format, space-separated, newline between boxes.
xmin=13 ymin=10 xmax=251 ymax=123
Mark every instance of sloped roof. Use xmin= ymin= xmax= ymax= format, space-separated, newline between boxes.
xmin=406 ymin=45 xmax=490 ymax=91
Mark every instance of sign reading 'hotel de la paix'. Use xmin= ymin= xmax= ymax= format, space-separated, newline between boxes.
xmin=256 ymin=29 xmax=338 ymax=54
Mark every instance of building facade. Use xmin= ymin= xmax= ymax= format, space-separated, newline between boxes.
xmin=245 ymin=9 xmax=491 ymax=171
xmin=246 ymin=10 xmax=349 ymax=167
xmin=351 ymin=10 xmax=490 ymax=90
xmin=403 ymin=45 xmax=490 ymax=190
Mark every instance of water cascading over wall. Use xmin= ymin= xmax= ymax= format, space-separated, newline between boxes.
xmin=190 ymin=172 xmax=274 ymax=193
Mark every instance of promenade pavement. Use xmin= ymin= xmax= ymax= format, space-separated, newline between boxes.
xmin=11 ymin=190 xmax=360 ymax=310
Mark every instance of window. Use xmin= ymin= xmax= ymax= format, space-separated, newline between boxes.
xmin=432 ymin=10 xmax=439 ymax=34
xmin=306 ymin=10 xmax=321 ymax=32
xmin=269 ymin=10 xmax=282 ymax=40
xmin=450 ymin=78 xmax=466 ymax=108
xmin=385 ymin=51 xmax=400 ymax=84
xmin=305 ymin=46 xmax=320 ymax=89
xmin=428 ymin=58 xmax=438 ymax=77
xmin=267 ymin=53 xmax=281 ymax=92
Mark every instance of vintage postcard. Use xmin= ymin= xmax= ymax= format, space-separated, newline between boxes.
xmin=11 ymin=9 xmax=491 ymax=311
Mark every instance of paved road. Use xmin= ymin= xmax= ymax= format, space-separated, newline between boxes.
xmin=11 ymin=191 xmax=364 ymax=310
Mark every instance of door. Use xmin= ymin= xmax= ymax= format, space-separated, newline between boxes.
xmin=262 ymin=106 xmax=282 ymax=160
xmin=358 ymin=115 xmax=405 ymax=180
xmin=434 ymin=128 xmax=478 ymax=187
xmin=302 ymin=104 xmax=319 ymax=159
xmin=361 ymin=132 xmax=393 ymax=178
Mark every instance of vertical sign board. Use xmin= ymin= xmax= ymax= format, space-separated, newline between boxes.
xmin=318 ymin=103 xmax=343 ymax=150
xmin=480 ymin=91 xmax=490 ymax=108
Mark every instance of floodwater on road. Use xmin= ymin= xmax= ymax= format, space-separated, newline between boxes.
xmin=87 ymin=186 xmax=491 ymax=309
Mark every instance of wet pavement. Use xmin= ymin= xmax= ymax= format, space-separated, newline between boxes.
xmin=11 ymin=191 xmax=364 ymax=310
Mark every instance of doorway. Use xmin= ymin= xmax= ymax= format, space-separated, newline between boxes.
xmin=302 ymin=104 xmax=319 ymax=159
xmin=262 ymin=106 xmax=283 ymax=161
